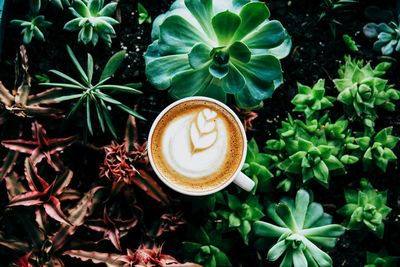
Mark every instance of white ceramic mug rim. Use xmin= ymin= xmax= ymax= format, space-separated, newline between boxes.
xmin=147 ymin=96 xmax=248 ymax=196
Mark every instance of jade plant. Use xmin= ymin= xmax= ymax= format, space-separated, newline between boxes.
xmin=254 ymin=189 xmax=346 ymax=267
xmin=64 ymin=0 xmax=119 ymax=46
xmin=334 ymin=56 xmax=400 ymax=128
xmin=355 ymin=127 xmax=399 ymax=172
xmin=365 ymin=251 xmax=399 ymax=267
xmin=364 ymin=17 xmax=400 ymax=55
xmin=210 ymin=192 xmax=264 ymax=244
xmin=338 ymin=178 xmax=391 ymax=238
xmin=291 ymin=79 xmax=334 ymax=119
xmin=42 ymin=46 xmax=144 ymax=138
xmin=145 ymin=0 xmax=292 ymax=109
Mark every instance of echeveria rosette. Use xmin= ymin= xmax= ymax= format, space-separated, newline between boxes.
xmin=365 ymin=251 xmax=399 ymax=267
xmin=292 ymin=79 xmax=334 ymax=119
xmin=145 ymin=0 xmax=291 ymax=109
xmin=210 ymin=192 xmax=264 ymax=244
xmin=10 ymin=15 xmax=53 ymax=44
xmin=338 ymin=179 xmax=391 ymax=238
xmin=254 ymin=189 xmax=345 ymax=267
xmin=363 ymin=18 xmax=400 ymax=55
xmin=334 ymin=56 xmax=400 ymax=128
xmin=64 ymin=0 xmax=118 ymax=46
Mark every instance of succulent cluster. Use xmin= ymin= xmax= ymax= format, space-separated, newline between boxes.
xmin=145 ymin=0 xmax=291 ymax=109
xmin=334 ymin=56 xmax=400 ymax=128
xmin=338 ymin=178 xmax=391 ymax=238
xmin=254 ymin=189 xmax=346 ymax=267
xmin=364 ymin=17 xmax=400 ymax=55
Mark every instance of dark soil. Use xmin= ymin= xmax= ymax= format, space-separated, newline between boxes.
xmin=0 ymin=0 xmax=399 ymax=266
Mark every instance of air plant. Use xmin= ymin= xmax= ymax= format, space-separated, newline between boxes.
xmin=145 ymin=0 xmax=292 ymax=109
xmin=254 ymin=189 xmax=346 ymax=267
xmin=41 ymin=46 xmax=144 ymax=138
xmin=64 ymin=0 xmax=119 ymax=46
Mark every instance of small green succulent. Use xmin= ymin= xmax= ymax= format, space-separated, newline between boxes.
xmin=364 ymin=17 xmax=400 ymax=55
xmin=334 ymin=56 xmax=400 ymax=128
xmin=342 ymin=34 xmax=359 ymax=52
xmin=291 ymin=79 xmax=334 ymax=119
xmin=242 ymin=139 xmax=277 ymax=193
xmin=183 ymin=227 xmax=231 ymax=267
xmin=254 ymin=189 xmax=346 ymax=267
xmin=210 ymin=192 xmax=264 ymax=244
xmin=338 ymin=178 xmax=391 ymax=238
xmin=355 ymin=127 xmax=399 ymax=172
xmin=138 ymin=2 xmax=151 ymax=24
xmin=145 ymin=0 xmax=291 ymax=109
xmin=64 ymin=0 xmax=118 ymax=46
xmin=41 ymin=46 xmax=144 ymax=138
xmin=365 ymin=251 xmax=399 ymax=267
xmin=10 ymin=15 xmax=52 ymax=44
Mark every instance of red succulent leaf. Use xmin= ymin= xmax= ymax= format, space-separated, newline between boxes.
xmin=235 ymin=107 xmax=259 ymax=132
xmin=43 ymin=196 xmax=72 ymax=226
xmin=155 ymin=212 xmax=186 ymax=237
xmin=15 ymin=253 xmax=33 ymax=267
xmin=124 ymin=115 xmax=149 ymax=165
xmin=24 ymin=158 xmax=49 ymax=191
xmin=52 ymin=186 xmax=104 ymax=251
xmin=1 ymin=122 xmax=78 ymax=171
xmin=59 ymin=188 xmax=81 ymax=201
xmin=8 ymin=191 xmax=46 ymax=207
xmin=0 ymin=232 xmax=30 ymax=253
xmin=134 ymin=170 xmax=170 ymax=206
xmin=63 ymin=250 xmax=127 ymax=267
xmin=0 ymin=150 xmax=19 ymax=181
xmin=5 ymin=172 xmax=27 ymax=199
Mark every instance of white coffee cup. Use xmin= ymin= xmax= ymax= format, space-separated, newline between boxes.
xmin=147 ymin=96 xmax=255 ymax=196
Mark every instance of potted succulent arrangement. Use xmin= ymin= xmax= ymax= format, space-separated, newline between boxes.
xmin=0 ymin=0 xmax=399 ymax=266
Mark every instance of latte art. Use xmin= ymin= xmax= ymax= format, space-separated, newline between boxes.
xmin=150 ymin=100 xmax=245 ymax=193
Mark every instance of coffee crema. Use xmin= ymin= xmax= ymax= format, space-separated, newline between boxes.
xmin=150 ymin=100 xmax=245 ymax=193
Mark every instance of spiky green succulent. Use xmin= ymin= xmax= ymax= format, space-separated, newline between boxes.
xmin=334 ymin=56 xmax=400 ymax=128
xmin=144 ymin=0 xmax=291 ymax=109
xmin=11 ymin=15 xmax=52 ymax=44
xmin=292 ymin=79 xmax=334 ymax=119
xmin=254 ymin=189 xmax=346 ymax=267
xmin=338 ymin=178 xmax=391 ymax=238
xmin=64 ymin=0 xmax=118 ymax=46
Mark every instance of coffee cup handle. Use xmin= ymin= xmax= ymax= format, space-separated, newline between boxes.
xmin=233 ymin=172 xmax=255 ymax=192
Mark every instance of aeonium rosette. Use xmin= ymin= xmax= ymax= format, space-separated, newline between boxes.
xmin=145 ymin=0 xmax=292 ymax=109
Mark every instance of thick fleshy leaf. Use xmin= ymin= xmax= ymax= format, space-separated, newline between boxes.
xmin=184 ymin=0 xmax=215 ymax=38
xmin=243 ymin=20 xmax=286 ymax=49
xmin=146 ymin=54 xmax=191 ymax=90
xmin=222 ymin=64 xmax=245 ymax=94
xmin=209 ymin=63 xmax=229 ymax=79
xmin=0 ymin=151 xmax=18 ymax=181
xmin=234 ymin=2 xmax=270 ymax=40
xmin=301 ymin=237 xmax=333 ymax=267
xmin=195 ymin=78 xmax=227 ymax=102
xmin=229 ymin=42 xmax=251 ymax=63
xmin=294 ymin=189 xmax=310 ymax=229
xmin=293 ymin=249 xmax=307 ymax=267
xmin=8 ymin=191 xmax=45 ymax=207
xmin=234 ymin=86 xmax=263 ymax=109
xmin=253 ymin=221 xmax=289 ymax=237
xmin=159 ymin=15 xmax=212 ymax=54
xmin=100 ymin=50 xmax=126 ymax=81
xmin=276 ymin=204 xmax=298 ymax=231
xmin=170 ymin=67 xmax=212 ymax=98
xmin=189 ymin=43 xmax=212 ymax=69
xmin=43 ymin=196 xmax=72 ymax=225
xmin=0 ymin=232 xmax=30 ymax=253
xmin=304 ymin=203 xmax=324 ymax=228
xmin=63 ymin=250 xmax=126 ymax=267
xmin=24 ymin=159 xmax=49 ymax=192
xmin=212 ymin=11 xmax=241 ymax=46
xmin=267 ymin=239 xmax=288 ymax=261
xmin=134 ymin=170 xmax=170 ymax=205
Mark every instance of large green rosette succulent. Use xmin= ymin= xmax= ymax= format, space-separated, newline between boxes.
xmin=144 ymin=0 xmax=292 ymax=109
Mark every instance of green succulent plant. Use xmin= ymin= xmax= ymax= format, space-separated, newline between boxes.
xmin=333 ymin=56 xmax=400 ymax=128
xmin=183 ymin=227 xmax=231 ymax=267
xmin=10 ymin=15 xmax=52 ymax=44
xmin=64 ymin=0 xmax=119 ymax=46
xmin=242 ymin=138 xmax=277 ymax=193
xmin=41 ymin=46 xmax=144 ymax=138
xmin=291 ymin=79 xmax=334 ymax=119
xmin=363 ymin=17 xmax=400 ymax=55
xmin=138 ymin=2 xmax=151 ymax=24
xmin=254 ymin=189 xmax=346 ymax=267
xmin=338 ymin=178 xmax=391 ymax=238
xmin=144 ymin=0 xmax=292 ymax=109
xmin=210 ymin=192 xmax=264 ymax=244
xmin=266 ymin=114 xmax=357 ymax=190
xmin=355 ymin=127 xmax=399 ymax=172
xmin=365 ymin=251 xmax=399 ymax=267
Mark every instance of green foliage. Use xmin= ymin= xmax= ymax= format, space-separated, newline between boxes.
xmin=145 ymin=0 xmax=292 ymax=109
xmin=291 ymin=79 xmax=334 ymax=119
xmin=266 ymin=114 xmax=357 ymax=190
xmin=183 ymin=227 xmax=231 ymax=267
xmin=64 ymin=0 xmax=119 ymax=47
xmin=338 ymin=178 xmax=391 ymax=238
xmin=10 ymin=15 xmax=52 ymax=44
xmin=138 ymin=2 xmax=151 ymax=24
xmin=254 ymin=189 xmax=345 ymax=267
xmin=242 ymin=139 xmax=277 ymax=193
xmin=365 ymin=251 xmax=399 ymax=267
xmin=364 ymin=17 xmax=400 ymax=55
xmin=41 ymin=46 xmax=144 ymax=138
xmin=342 ymin=34 xmax=359 ymax=52
xmin=356 ymin=127 xmax=399 ymax=172
xmin=334 ymin=56 xmax=400 ymax=128
xmin=210 ymin=192 xmax=264 ymax=244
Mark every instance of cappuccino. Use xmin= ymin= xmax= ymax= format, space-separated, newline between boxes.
xmin=149 ymin=99 xmax=245 ymax=193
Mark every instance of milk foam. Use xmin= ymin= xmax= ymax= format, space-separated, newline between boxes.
xmin=161 ymin=108 xmax=228 ymax=179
